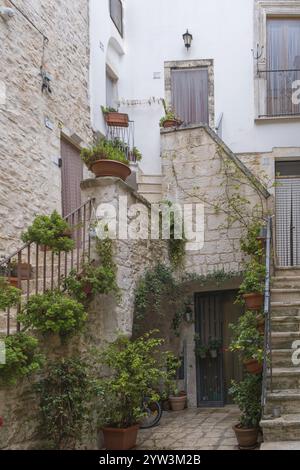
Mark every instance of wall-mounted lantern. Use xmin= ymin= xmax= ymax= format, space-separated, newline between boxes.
xmin=183 ymin=30 xmax=193 ymax=50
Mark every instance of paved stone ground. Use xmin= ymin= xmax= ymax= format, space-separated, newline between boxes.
xmin=136 ymin=406 xmax=240 ymax=450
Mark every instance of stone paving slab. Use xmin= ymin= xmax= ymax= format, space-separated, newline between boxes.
xmin=136 ymin=406 xmax=240 ymax=450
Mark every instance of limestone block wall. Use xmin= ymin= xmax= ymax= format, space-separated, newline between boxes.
xmin=0 ymin=0 xmax=92 ymax=256
xmin=161 ymin=125 xmax=271 ymax=276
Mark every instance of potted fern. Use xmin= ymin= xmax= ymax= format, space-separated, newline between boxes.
xmin=80 ymin=138 xmax=131 ymax=181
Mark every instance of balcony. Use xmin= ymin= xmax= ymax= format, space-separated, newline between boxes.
xmin=258 ymin=69 xmax=300 ymax=119
xmin=105 ymin=116 xmax=136 ymax=163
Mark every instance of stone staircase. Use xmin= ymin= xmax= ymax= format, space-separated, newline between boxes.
xmin=261 ymin=267 xmax=300 ymax=450
xmin=136 ymin=173 xmax=163 ymax=203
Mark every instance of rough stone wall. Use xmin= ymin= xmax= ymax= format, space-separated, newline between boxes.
xmin=0 ymin=0 xmax=92 ymax=256
xmin=161 ymin=125 xmax=270 ymax=276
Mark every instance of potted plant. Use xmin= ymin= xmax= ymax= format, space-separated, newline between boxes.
xmin=80 ymin=138 xmax=131 ymax=181
xmin=129 ymin=146 xmax=143 ymax=163
xmin=159 ymin=109 xmax=182 ymax=129
xmin=229 ymin=374 xmax=262 ymax=449
xmin=239 ymin=259 xmax=266 ymax=310
xmin=169 ymin=385 xmax=187 ymax=411
xmin=230 ymin=311 xmax=264 ymax=375
xmin=208 ymin=338 xmax=222 ymax=359
xmin=101 ymin=106 xmax=129 ymax=128
xmin=240 ymin=221 xmax=265 ymax=257
xmin=21 ymin=211 xmax=75 ymax=254
xmin=98 ymin=331 xmax=177 ymax=450
xmin=194 ymin=336 xmax=208 ymax=359
xmin=18 ymin=290 xmax=87 ymax=338
xmin=256 ymin=314 xmax=265 ymax=336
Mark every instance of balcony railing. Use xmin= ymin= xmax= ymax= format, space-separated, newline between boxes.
xmin=258 ymin=69 xmax=300 ymax=118
xmin=110 ymin=0 xmax=123 ymax=37
xmin=105 ymin=120 xmax=137 ymax=163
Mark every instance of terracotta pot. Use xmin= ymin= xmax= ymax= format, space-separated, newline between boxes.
xmin=162 ymin=399 xmax=171 ymax=411
xmin=83 ymin=282 xmax=93 ymax=296
xmin=243 ymin=293 xmax=264 ymax=310
xmin=257 ymin=316 xmax=265 ymax=336
xmin=40 ymin=245 xmax=51 ymax=252
xmin=105 ymin=112 xmax=129 ymax=128
xmin=17 ymin=263 xmax=32 ymax=280
xmin=90 ymin=160 xmax=131 ymax=181
xmin=8 ymin=277 xmax=19 ymax=288
xmin=243 ymin=359 xmax=263 ymax=375
xmin=169 ymin=395 xmax=186 ymax=411
xmin=233 ymin=424 xmax=259 ymax=449
xmin=162 ymin=119 xmax=182 ymax=129
xmin=102 ymin=424 xmax=139 ymax=450
xmin=179 ymin=391 xmax=188 ymax=409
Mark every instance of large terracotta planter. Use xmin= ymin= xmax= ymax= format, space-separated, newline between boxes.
xmin=90 ymin=160 xmax=131 ymax=181
xmin=102 ymin=424 xmax=139 ymax=450
xmin=233 ymin=424 xmax=259 ymax=449
xmin=243 ymin=359 xmax=263 ymax=375
xmin=162 ymin=119 xmax=182 ymax=129
xmin=105 ymin=112 xmax=129 ymax=128
xmin=169 ymin=395 xmax=186 ymax=411
xmin=243 ymin=293 xmax=263 ymax=310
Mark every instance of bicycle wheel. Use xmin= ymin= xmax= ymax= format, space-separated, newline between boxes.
xmin=140 ymin=400 xmax=162 ymax=429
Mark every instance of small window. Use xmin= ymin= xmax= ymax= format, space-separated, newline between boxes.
xmin=106 ymin=71 xmax=118 ymax=109
xmin=276 ymin=161 xmax=300 ymax=177
xmin=109 ymin=0 xmax=123 ymax=37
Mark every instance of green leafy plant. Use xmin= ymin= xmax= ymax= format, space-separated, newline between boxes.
xmin=97 ymin=331 xmax=178 ymax=428
xmin=239 ymin=259 xmax=266 ymax=295
xmin=80 ymin=138 xmax=129 ymax=169
xmin=101 ymin=105 xmax=118 ymax=114
xmin=21 ymin=211 xmax=75 ymax=254
xmin=131 ymin=146 xmax=142 ymax=162
xmin=37 ymin=358 xmax=96 ymax=449
xmin=194 ymin=336 xmax=208 ymax=359
xmin=159 ymin=109 xmax=181 ymax=128
xmin=0 ymin=333 xmax=44 ymax=384
xmin=229 ymin=374 xmax=262 ymax=428
xmin=18 ymin=291 xmax=87 ymax=337
xmin=0 ymin=277 xmax=21 ymax=310
xmin=208 ymin=338 xmax=222 ymax=351
xmin=240 ymin=221 xmax=265 ymax=257
xmin=229 ymin=311 xmax=264 ymax=363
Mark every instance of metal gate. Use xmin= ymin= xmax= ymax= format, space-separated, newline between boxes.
xmin=195 ymin=292 xmax=224 ymax=407
xmin=276 ymin=178 xmax=300 ymax=266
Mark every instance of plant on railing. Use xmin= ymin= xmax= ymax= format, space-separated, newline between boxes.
xmin=194 ymin=336 xmax=209 ymax=359
xmin=0 ymin=277 xmax=21 ymax=310
xmin=18 ymin=291 xmax=87 ymax=338
xmin=80 ymin=138 xmax=129 ymax=169
xmin=0 ymin=333 xmax=44 ymax=384
xmin=229 ymin=311 xmax=264 ymax=372
xmin=229 ymin=374 xmax=262 ymax=448
xmin=21 ymin=211 xmax=75 ymax=253
xmin=37 ymin=358 xmax=96 ymax=449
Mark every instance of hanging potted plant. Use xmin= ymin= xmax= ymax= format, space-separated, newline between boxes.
xmin=101 ymin=106 xmax=129 ymax=128
xmin=194 ymin=336 xmax=208 ymax=359
xmin=98 ymin=332 xmax=176 ymax=450
xmin=80 ymin=138 xmax=131 ymax=181
xmin=230 ymin=311 xmax=264 ymax=375
xmin=239 ymin=259 xmax=265 ymax=310
xmin=208 ymin=338 xmax=222 ymax=359
xmin=229 ymin=374 xmax=262 ymax=449
xmin=21 ymin=211 xmax=75 ymax=254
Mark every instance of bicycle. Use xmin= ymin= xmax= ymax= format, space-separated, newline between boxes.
xmin=139 ymin=396 xmax=163 ymax=429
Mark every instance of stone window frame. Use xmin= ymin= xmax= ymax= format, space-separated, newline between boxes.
xmin=254 ymin=0 xmax=300 ymax=121
xmin=164 ymin=60 xmax=215 ymax=129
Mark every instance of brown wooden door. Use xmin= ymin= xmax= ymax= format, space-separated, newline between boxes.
xmin=195 ymin=291 xmax=243 ymax=407
xmin=61 ymin=138 xmax=83 ymax=217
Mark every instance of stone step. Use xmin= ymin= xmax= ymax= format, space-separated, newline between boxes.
xmin=260 ymin=441 xmax=300 ymax=450
xmin=271 ymin=303 xmax=300 ymax=316
xmin=272 ymin=331 xmax=300 ymax=349
xmin=138 ymin=183 xmax=163 ymax=194
xmin=276 ymin=267 xmax=300 ymax=277
xmin=269 ymin=367 xmax=300 ymax=390
xmin=272 ymin=349 xmax=295 ymax=367
xmin=261 ymin=414 xmax=300 ymax=442
xmin=139 ymin=192 xmax=162 ymax=204
xmin=266 ymin=390 xmax=300 ymax=415
xmin=137 ymin=174 xmax=163 ymax=185
xmin=271 ymin=288 xmax=300 ymax=303
xmin=272 ymin=276 xmax=300 ymax=289
xmin=272 ymin=316 xmax=300 ymax=332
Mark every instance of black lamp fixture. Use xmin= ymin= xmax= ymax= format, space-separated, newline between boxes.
xmin=183 ymin=29 xmax=193 ymax=50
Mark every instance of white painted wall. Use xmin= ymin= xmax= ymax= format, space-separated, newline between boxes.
xmin=90 ymin=0 xmax=300 ymax=175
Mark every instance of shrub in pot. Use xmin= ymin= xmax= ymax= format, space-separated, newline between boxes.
xmin=21 ymin=211 xmax=75 ymax=254
xmin=169 ymin=386 xmax=187 ymax=411
xmin=0 ymin=277 xmax=21 ymax=310
xmin=229 ymin=374 xmax=262 ymax=449
xmin=18 ymin=290 xmax=87 ymax=338
xmin=97 ymin=331 xmax=177 ymax=450
xmin=80 ymin=138 xmax=131 ymax=180
xmin=239 ymin=259 xmax=266 ymax=310
xmin=159 ymin=109 xmax=182 ymax=129
xmin=230 ymin=311 xmax=264 ymax=375
xmin=0 ymin=332 xmax=44 ymax=384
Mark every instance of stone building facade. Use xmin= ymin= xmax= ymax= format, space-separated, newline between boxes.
xmin=0 ymin=0 xmax=92 ymax=256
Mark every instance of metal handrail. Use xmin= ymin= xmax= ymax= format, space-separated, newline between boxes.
xmin=261 ymin=215 xmax=274 ymax=413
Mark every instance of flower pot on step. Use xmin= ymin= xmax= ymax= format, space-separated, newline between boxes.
xmin=243 ymin=359 xmax=263 ymax=375
xmin=162 ymin=119 xmax=182 ymax=129
xmin=90 ymin=160 xmax=131 ymax=181
xmin=104 ymin=112 xmax=129 ymax=128
xmin=243 ymin=293 xmax=263 ymax=310
xmin=169 ymin=395 xmax=186 ymax=411
xmin=102 ymin=424 xmax=139 ymax=450
xmin=233 ymin=424 xmax=259 ymax=449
